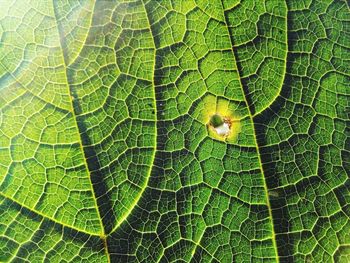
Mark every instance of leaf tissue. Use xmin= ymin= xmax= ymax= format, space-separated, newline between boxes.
xmin=0 ymin=0 xmax=349 ymax=262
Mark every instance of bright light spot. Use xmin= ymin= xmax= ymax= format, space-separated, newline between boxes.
xmin=214 ymin=122 xmax=230 ymax=136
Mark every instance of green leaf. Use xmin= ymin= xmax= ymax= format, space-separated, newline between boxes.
xmin=0 ymin=0 xmax=349 ymax=262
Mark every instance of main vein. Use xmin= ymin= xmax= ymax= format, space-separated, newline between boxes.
xmin=220 ymin=1 xmax=281 ymax=262
xmin=51 ymin=0 xmax=105 ymax=237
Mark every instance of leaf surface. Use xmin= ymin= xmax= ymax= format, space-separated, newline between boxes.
xmin=0 ymin=0 xmax=349 ymax=262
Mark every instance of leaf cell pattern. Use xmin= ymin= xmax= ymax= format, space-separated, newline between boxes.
xmin=0 ymin=0 xmax=349 ymax=262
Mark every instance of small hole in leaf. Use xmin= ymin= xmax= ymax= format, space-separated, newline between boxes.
xmin=208 ymin=114 xmax=232 ymax=137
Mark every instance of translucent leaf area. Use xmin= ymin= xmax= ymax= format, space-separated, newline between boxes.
xmin=0 ymin=0 xmax=349 ymax=262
